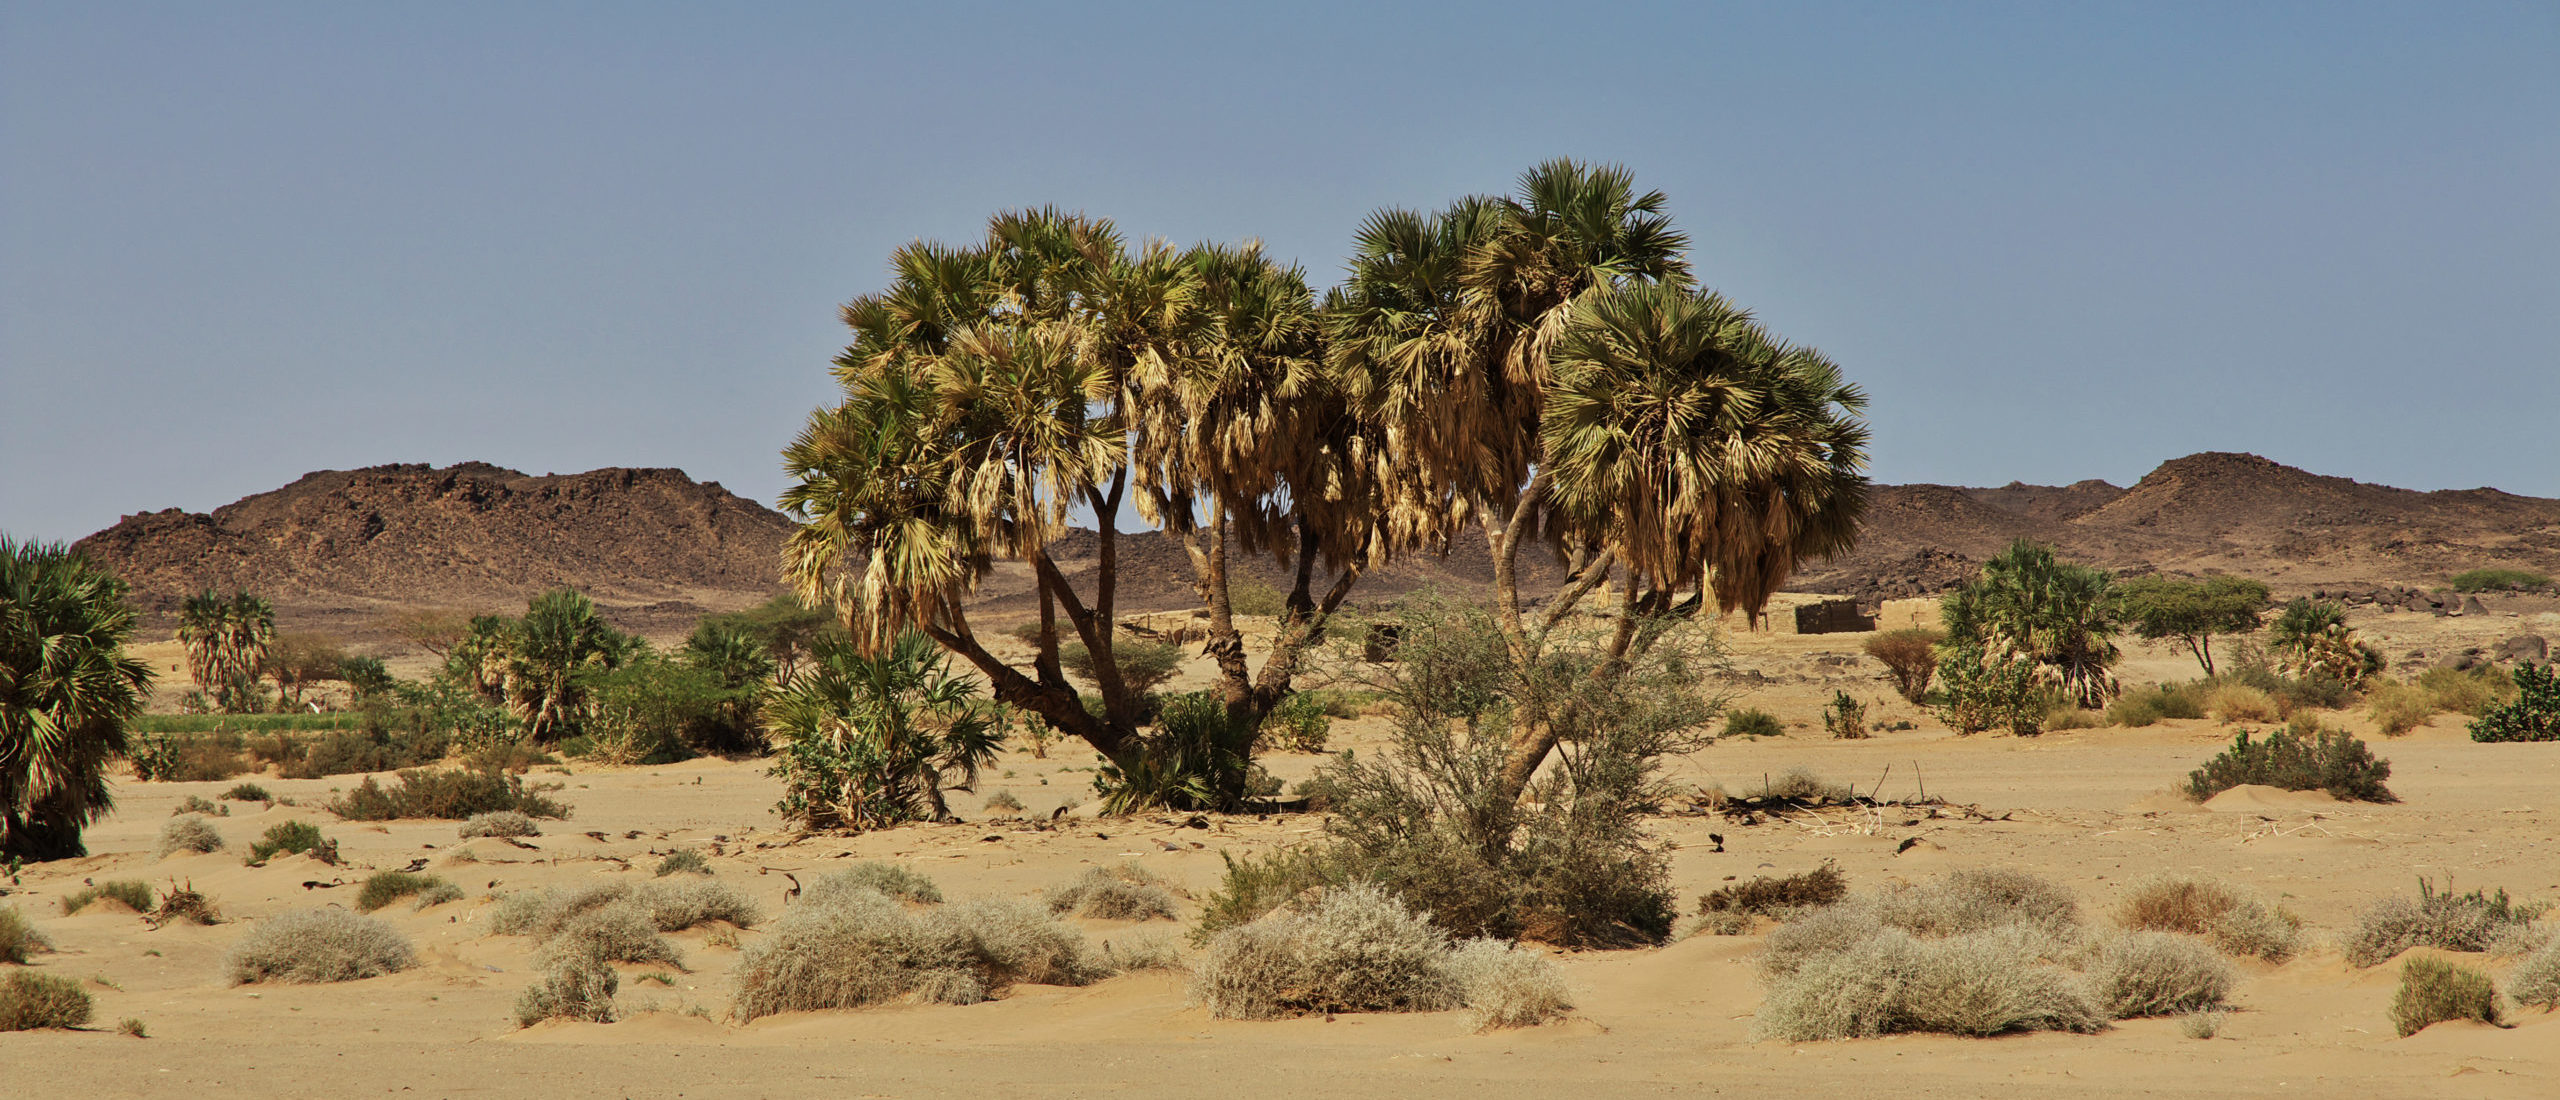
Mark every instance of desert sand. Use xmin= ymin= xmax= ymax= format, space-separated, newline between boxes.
xmin=7 ymin=613 xmax=2559 ymax=1100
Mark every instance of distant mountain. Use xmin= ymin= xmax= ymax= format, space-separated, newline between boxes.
xmin=72 ymin=463 xmax=794 ymax=631
xmin=70 ymin=453 xmax=2560 ymax=636
xmin=1793 ymin=452 xmax=2560 ymax=601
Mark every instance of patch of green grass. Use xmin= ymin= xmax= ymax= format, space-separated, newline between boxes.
xmin=355 ymin=871 xmax=455 ymax=913
xmin=61 ymin=880 xmax=154 ymax=915
xmin=2449 ymin=568 xmax=2551 ymax=593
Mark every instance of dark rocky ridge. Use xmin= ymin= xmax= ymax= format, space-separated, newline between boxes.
xmin=69 ymin=453 xmax=2560 ymax=637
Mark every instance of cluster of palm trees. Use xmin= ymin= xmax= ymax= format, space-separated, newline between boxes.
xmin=176 ymin=589 xmax=274 ymax=713
xmin=2 ymin=538 xmax=154 ymax=860
xmin=782 ymin=160 xmax=1871 ymax=804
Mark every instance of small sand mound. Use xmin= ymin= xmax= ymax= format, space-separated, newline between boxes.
xmin=2200 ymin=784 xmax=2341 ymax=813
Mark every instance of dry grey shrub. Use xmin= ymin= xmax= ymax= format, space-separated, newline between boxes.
xmin=1756 ymin=869 xmax=2106 ymax=1040
xmin=2344 ymin=883 xmax=2543 ymax=968
xmin=155 ymin=814 xmax=226 ymax=858
xmin=1100 ymin=935 xmax=1185 ymax=973
xmin=459 ymin=811 xmax=541 ymax=839
xmin=729 ymin=886 xmax=1109 ymax=1021
xmin=2508 ymin=938 xmax=2560 ymax=1010
xmin=2084 ymin=932 xmax=2233 ymax=1018
xmin=516 ymin=956 xmax=618 ymax=1026
xmin=1758 ymin=767 xmax=1853 ymax=803
xmin=1190 ymin=884 xmax=1568 ymax=1029
xmin=0 ymin=970 xmax=91 ymax=1031
xmin=803 ymin=862 xmax=943 ymax=906
xmin=983 ymin=790 xmax=1025 ymax=814
xmin=1756 ymin=925 xmax=2104 ymax=1040
xmin=2114 ymin=875 xmax=2301 ymax=962
xmin=492 ymin=880 xmax=759 ymax=941
xmin=541 ymin=901 xmax=683 ymax=968
xmin=2180 ymin=1008 xmax=2226 ymax=1039
xmin=228 ymin=908 xmax=417 ymax=984
xmin=1446 ymin=938 xmax=1574 ymax=1029
xmin=1046 ymin=864 xmax=1180 ymax=921
xmin=654 ymin=849 xmax=710 ymax=876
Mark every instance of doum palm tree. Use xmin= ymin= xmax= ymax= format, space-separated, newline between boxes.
xmin=2 ymin=538 xmax=154 ymax=861
xmin=176 ymin=588 xmax=273 ymax=712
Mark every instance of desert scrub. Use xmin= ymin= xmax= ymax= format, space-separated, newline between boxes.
xmin=2180 ymin=1009 xmax=2226 ymax=1039
xmin=2418 ymin=665 xmax=2514 ymax=717
xmin=2183 ymin=725 xmax=2395 ymax=803
xmin=1045 ymin=864 xmax=1180 ymax=921
xmin=516 ymin=955 xmax=618 ymax=1026
xmin=1190 ymin=884 xmax=1570 ymax=1028
xmin=653 ymin=848 xmax=710 ymax=876
xmin=1 ymin=906 xmax=53 ymax=963
xmin=220 ymin=782 xmax=271 ymax=802
xmin=2390 ymin=956 xmax=2501 ymax=1036
xmin=2201 ymin=682 xmax=2279 ymax=725
xmin=2507 ymin=938 xmax=2560 ymax=1010
xmin=980 ymin=789 xmax=1025 ymax=815
xmin=172 ymin=794 xmax=225 ymax=817
xmin=2449 ymin=567 xmax=2551 ymax=592
xmin=1755 ymin=925 xmax=2104 ymax=1040
xmin=730 ymin=888 xmax=1108 ymax=1020
xmin=541 ymin=902 xmax=683 ymax=967
xmin=2469 ymin=662 xmax=2560 ymax=743
xmin=150 ymin=883 xmax=223 ymax=927
xmin=2084 ymin=932 xmax=2232 ymax=1018
xmin=2363 ymin=680 xmax=2437 ymax=737
xmin=1721 ymin=708 xmax=1783 ymax=739
xmin=2114 ymin=875 xmax=2301 ymax=962
xmin=1754 ymin=766 xmax=1855 ymax=804
xmin=1099 ymin=934 xmax=1185 ymax=973
xmin=61 ymin=880 xmax=153 ymax=915
xmin=2105 ymin=682 xmax=2206 ymax=727
xmin=458 ymin=810 xmax=541 ymax=839
xmin=330 ymin=767 xmax=568 ymax=821
xmin=803 ymin=862 xmax=943 ymax=906
xmin=0 ymin=970 xmax=92 ymax=1031
xmin=1862 ymin=628 xmax=1943 ymax=703
xmin=1699 ymin=863 xmax=1847 ymax=924
xmin=494 ymin=880 xmax=759 ymax=939
xmin=1822 ymin=692 xmax=1871 ymax=739
xmin=247 ymin=819 xmax=336 ymax=863
xmin=2344 ymin=879 xmax=2546 ymax=967
xmin=356 ymin=871 xmax=461 ymax=913
xmin=155 ymin=814 xmax=226 ymax=858
xmin=227 ymin=908 xmax=416 ymax=984
xmin=1260 ymin=691 xmax=1332 ymax=753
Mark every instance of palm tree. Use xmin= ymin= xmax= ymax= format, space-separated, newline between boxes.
xmin=175 ymin=589 xmax=273 ymax=712
xmin=503 ymin=589 xmax=631 ymax=742
xmin=1942 ymin=541 xmax=2121 ymax=708
xmin=764 ymin=631 xmax=1001 ymax=829
xmin=2 ymin=538 xmax=154 ymax=861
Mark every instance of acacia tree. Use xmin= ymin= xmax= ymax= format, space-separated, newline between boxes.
xmin=782 ymin=163 xmax=1872 ymax=806
xmin=2113 ymin=574 xmax=2268 ymax=675
xmin=2 ymin=539 xmax=153 ymax=861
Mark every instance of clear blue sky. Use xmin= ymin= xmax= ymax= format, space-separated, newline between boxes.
xmin=5 ymin=2 xmax=2554 ymax=543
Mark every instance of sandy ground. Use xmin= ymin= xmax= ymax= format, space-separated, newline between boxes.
xmin=8 ymin=612 xmax=2560 ymax=1099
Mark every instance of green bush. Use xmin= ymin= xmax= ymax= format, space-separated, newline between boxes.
xmin=1931 ymin=644 xmax=2044 ymax=736
xmin=2470 ymin=663 xmax=2560 ymax=743
xmin=1059 ymin=638 xmax=1185 ymax=699
xmin=1093 ymin=691 xmax=1267 ymax=813
xmin=516 ymin=955 xmax=618 ymax=1026
xmin=2389 ymin=956 xmax=2500 ymax=1036
xmin=2450 ymin=568 xmax=2551 ymax=592
xmin=220 ymin=782 xmax=271 ymax=802
xmin=2106 ymin=682 xmax=2207 ymax=727
xmin=0 ymin=906 xmax=52 ymax=963
xmin=247 ymin=820 xmax=335 ymax=863
xmin=0 ymin=970 xmax=92 ymax=1030
xmin=329 ymin=767 xmax=569 ymax=821
xmin=356 ymin=871 xmax=456 ymax=913
xmin=1259 ymin=692 xmax=1332 ymax=753
xmin=61 ymin=879 xmax=153 ymax=915
xmin=654 ymin=849 xmax=710 ymax=876
xmin=1822 ymin=692 xmax=1870 ymax=739
xmin=1721 ymin=708 xmax=1782 ymax=738
xmin=2183 ymin=724 xmax=2395 ymax=803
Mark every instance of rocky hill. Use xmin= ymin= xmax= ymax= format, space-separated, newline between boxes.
xmin=1793 ymin=452 xmax=2560 ymax=603
xmin=73 ymin=463 xmax=795 ymax=632
xmin=70 ymin=453 xmax=2560 ymax=636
